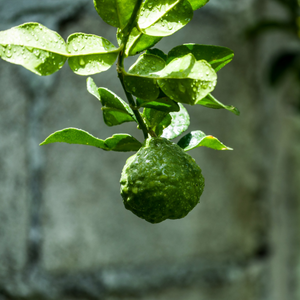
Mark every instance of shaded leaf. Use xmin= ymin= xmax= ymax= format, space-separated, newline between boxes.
xmin=177 ymin=130 xmax=232 ymax=151
xmin=117 ymin=27 xmax=161 ymax=56
xmin=146 ymin=48 xmax=168 ymax=61
xmin=93 ymin=0 xmax=138 ymax=29
xmin=40 ymin=128 xmax=142 ymax=152
xmin=143 ymin=108 xmax=172 ymax=136
xmin=196 ymin=93 xmax=240 ymax=115
xmin=137 ymin=97 xmax=180 ymax=112
xmin=187 ymin=0 xmax=209 ymax=10
xmin=87 ymin=78 xmax=137 ymax=126
xmin=105 ymin=134 xmax=142 ymax=151
xmin=67 ymin=33 xmax=119 ymax=75
xmin=167 ymin=44 xmax=234 ymax=71
xmin=161 ymin=103 xmax=190 ymax=139
xmin=124 ymin=53 xmax=166 ymax=100
xmin=157 ymin=53 xmax=217 ymax=104
xmin=0 ymin=22 xmax=68 ymax=76
xmin=138 ymin=0 xmax=193 ymax=37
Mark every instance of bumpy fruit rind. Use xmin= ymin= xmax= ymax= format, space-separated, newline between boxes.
xmin=120 ymin=137 xmax=205 ymax=223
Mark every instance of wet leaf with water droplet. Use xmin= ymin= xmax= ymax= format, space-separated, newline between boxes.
xmin=138 ymin=0 xmax=193 ymax=37
xmin=67 ymin=33 xmax=120 ymax=75
xmin=167 ymin=44 xmax=234 ymax=71
xmin=124 ymin=53 xmax=165 ymax=100
xmin=0 ymin=22 xmax=68 ymax=76
xmin=86 ymin=77 xmax=137 ymax=126
xmin=161 ymin=103 xmax=190 ymax=139
xmin=94 ymin=0 xmax=139 ymax=29
xmin=157 ymin=53 xmax=217 ymax=105
xmin=177 ymin=130 xmax=233 ymax=151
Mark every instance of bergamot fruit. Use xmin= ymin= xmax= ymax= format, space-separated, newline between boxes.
xmin=120 ymin=137 xmax=205 ymax=223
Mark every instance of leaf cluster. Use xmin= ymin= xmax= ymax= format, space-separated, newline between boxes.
xmin=0 ymin=0 xmax=239 ymax=152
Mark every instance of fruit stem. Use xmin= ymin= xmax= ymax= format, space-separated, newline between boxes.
xmin=116 ymin=0 xmax=149 ymax=140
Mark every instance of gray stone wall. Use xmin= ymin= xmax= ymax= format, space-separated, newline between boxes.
xmin=0 ymin=0 xmax=299 ymax=299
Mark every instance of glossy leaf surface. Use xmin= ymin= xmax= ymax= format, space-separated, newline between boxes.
xmin=177 ymin=130 xmax=232 ymax=151
xmin=196 ymin=93 xmax=240 ymax=116
xmin=124 ymin=53 xmax=165 ymax=100
xmin=0 ymin=22 xmax=68 ymax=76
xmin=187 ymin=0 xmax=209 ymax=10
xmin=138 ymin=0 xmax=193 ymax=37
xmin=161 ymin=103 xmax=190 ymax=139
xmin=67 ymin=33 xmax=119 ymax=75
xmin=157 ymin=53 xmax=217 ymax=104
xmin=137 ymin=97 xmax=180 ymax=112
xmin=168 ymin=44 xmax=234 ymax=71
xmin=40 ymin=128 xmax=142 ymax=152
xmin=94 ymin=0 xmax=138 ymax=29
xmin=118 ymin=27 xmax=161 ymax=56
xmin=87 ymin=77 xmax=136 ymax=126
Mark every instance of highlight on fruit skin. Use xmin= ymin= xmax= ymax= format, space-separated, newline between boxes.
xmin=120 ymin=137 xmax=205 ymax=223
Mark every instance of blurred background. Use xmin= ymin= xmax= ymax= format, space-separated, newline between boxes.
xmin=0 ymin=0 xmax=299 ymax=299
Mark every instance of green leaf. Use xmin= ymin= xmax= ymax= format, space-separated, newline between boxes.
xmin=124 ymin=53 xmax=166 ymax=100
xmin=40 ymin=127 xmax=109 ymax=149
xmin=138 ymin=0 xmax=193 ymax=37
xmin=137 ymin=97 xmax=180 ymax=112
xmin=93 ymin=0 xmax=138 ymax=29
xmin=161 ymin=103 xmax=190 ymax=139
xmin=104 ymin=134 xmax=142 ymax=151
xmin=146 ymin=48 xmax=168 ymax=61
xmin=187 ymin=0 xmax=209 ymax=10
xmin=117 ymin=27 xmax=161 ymax=56
xmin=99 ymin=88 xmax=137 ymax=126
xmin=67 ymin=33 xmax=119 ymax=75
xmin=167 ymin=44 xmax=234 ymax=71
xmin=177 ymin=130 xmax=233 ymax=151
xmin=157 ymin=53 xmax=217 ymax=104
xmin=0 ymin=22 xmax=68 ymax=76
xmin=40 ymin=128 xmax=142 ymax=152
xmin=87 ymin=78 xmax=137 ymax=126
xmin=143 ymin=108 xmax=172 ymax=136
xmin=196 ymin=93 xmax=240 ymax=116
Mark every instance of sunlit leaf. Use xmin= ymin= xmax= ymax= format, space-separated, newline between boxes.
xmin=167 ymin=44 xmax=234 ymax=71
xmin=93 ymin=0 xmax=138 ymax=29
xmin=177 ymin=130 xmax=232 ymax=151
xmin=40 ymin=128 xmax=142 ymax=152
xmin=196 ymin=93 xmax=240 ymax=115
xmin=137 ymin=97 xmax=180 ymax=112
xmin=0 ymin=22 xmax=68 ymax=76
xmin=67 ymin=33 xmax=119 ymax=76
xmin=40 ymin=128 xmax=109 ymax=149
xmin=157 ymin=53 xmax=217 ymax=104
xmin=187 ymin=0 xmax=209 ymax=10
xmin=124 ymin=53 xmax=166 ymax=100
xmin=161 ymin=103 xmax=190 ymax=139
xmin=138 ymin=0 xmax=193 ymax=37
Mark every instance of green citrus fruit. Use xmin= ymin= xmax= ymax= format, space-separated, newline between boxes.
xmin=120 ymin=137 xmax=205 ymax=223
